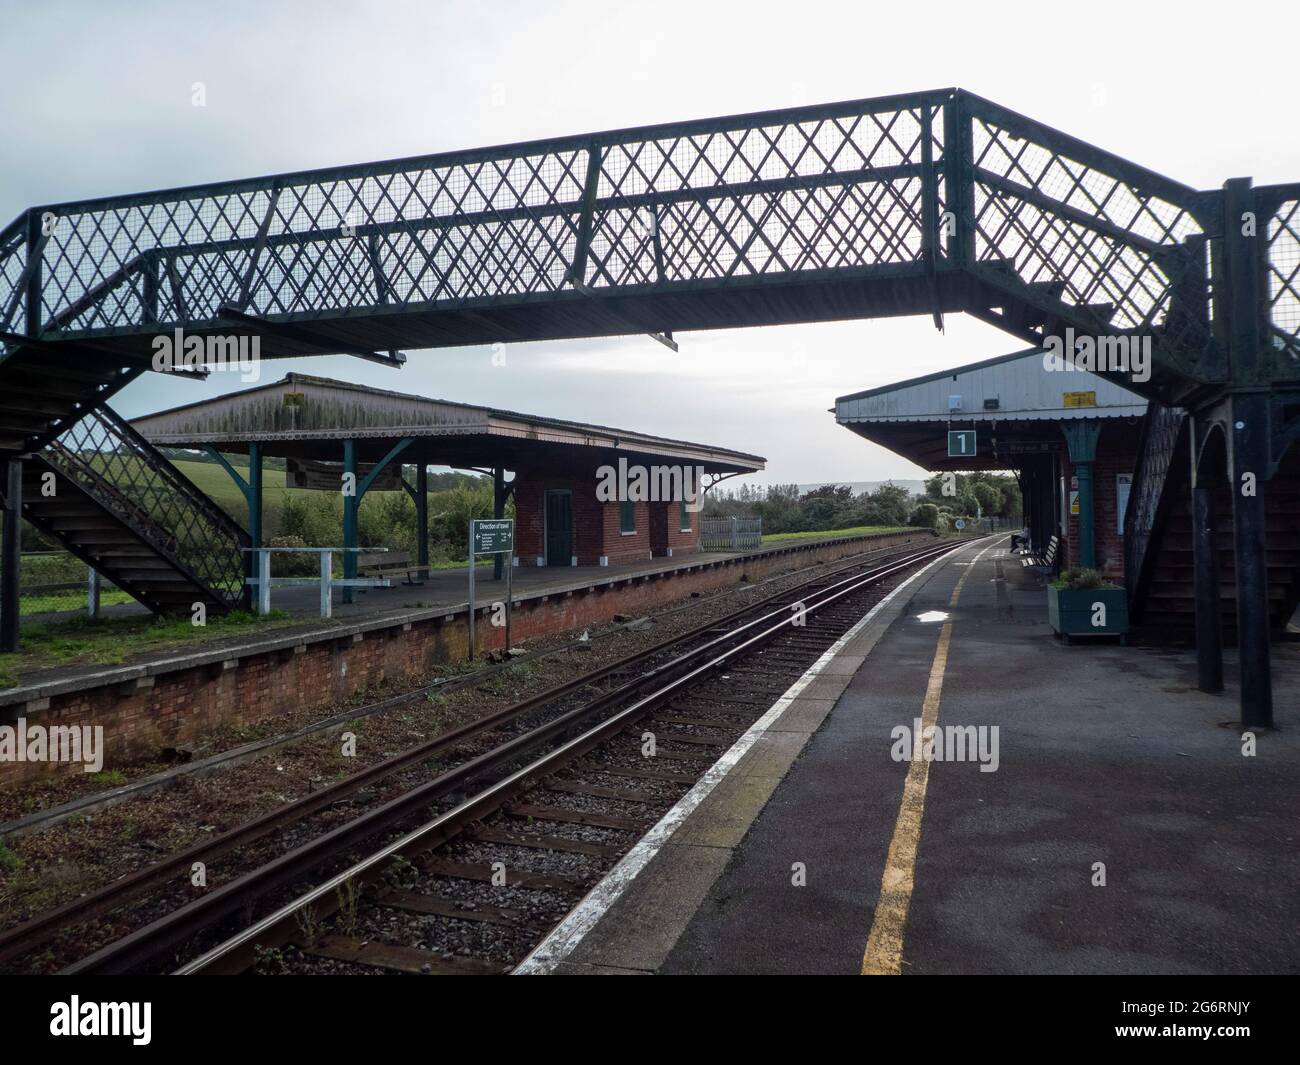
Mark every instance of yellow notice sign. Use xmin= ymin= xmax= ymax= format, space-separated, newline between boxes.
xmin=1063 ymin=391 xmax=1097 ymax=408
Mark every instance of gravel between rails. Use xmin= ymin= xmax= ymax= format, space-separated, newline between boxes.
xmin=244 ymin=549 xmax=945 ymax=976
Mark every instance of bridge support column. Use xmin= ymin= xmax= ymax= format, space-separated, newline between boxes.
xmin=1 ymin=459 xmax=21 ymax=653
xmin=1192 ymin=481 xmax=1224 ymax=693
xmin=1228 ymin=392 xmax=1273 ymax=728
xmin=1220 ymin=179 xmax=1273 ymax=728
xmin=1062 ymin=421 xmax=1101 ymax=569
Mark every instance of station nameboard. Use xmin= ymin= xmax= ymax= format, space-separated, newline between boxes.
xmin=947 ymin=430 xmax=977 ymax=458
xmin=471 ymin=518 xmax=514 ymax=555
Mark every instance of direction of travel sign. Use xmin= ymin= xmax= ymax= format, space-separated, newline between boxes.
xmin=471 ymin=519 xmax=514 ymax=554
xmin=948 ymin=430 xmax=977 ymax=457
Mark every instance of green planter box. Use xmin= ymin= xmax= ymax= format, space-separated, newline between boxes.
xmin=1048 ymin=585 xmax=1128 ymax=642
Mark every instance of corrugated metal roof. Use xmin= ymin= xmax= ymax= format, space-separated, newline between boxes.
xmin=835 ymin=348 xmax=1147 ymax=425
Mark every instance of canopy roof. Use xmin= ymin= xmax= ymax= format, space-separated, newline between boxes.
xmin=835 ymin=348 xmax=1147 ymax=471
xmin=130 ymin=373 xmax=766 ymax=474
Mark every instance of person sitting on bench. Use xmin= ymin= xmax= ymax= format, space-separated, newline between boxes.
xmin=1010 ymin=526 xmax=1031 ymax=551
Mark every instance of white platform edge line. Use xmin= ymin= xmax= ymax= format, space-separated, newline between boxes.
xmin=512 ymin=538 xmax=978 ymax=975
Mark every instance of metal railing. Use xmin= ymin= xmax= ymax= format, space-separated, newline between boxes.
xmin=244 ymin=546 xmax=389 ymax=618
xmin=5 ymin=90 xmax=1293 ymax=394
xmin=3 ymin=551 xmax=121 ymax=619
xmin=1123 ymin=401 xmax=1188 ymax=607
xmin=700 ymin=516 xmax=763 ymax=551
xmin=1261 ymin=183 xmax=1300 ymax=356
xmin=41 ymin=406 xmax=250 ymax=607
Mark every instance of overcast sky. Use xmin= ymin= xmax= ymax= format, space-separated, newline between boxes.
xmin=3 ymin=0 xmax=1296 ymax=487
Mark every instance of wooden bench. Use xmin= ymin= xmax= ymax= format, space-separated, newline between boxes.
xmin=1019 ymin=534 xmax=1059 ymax=570
xmin=357 ymin=550 xmax=425 ymax=586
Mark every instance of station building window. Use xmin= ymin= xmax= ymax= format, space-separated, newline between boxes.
xmin=620 ymin=498 xmax=636 ymax=534
xmin=679 ymin=497 xmax=691 ymax=532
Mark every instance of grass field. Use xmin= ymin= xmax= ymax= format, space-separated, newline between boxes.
xmin=760 ymin=525 xmax=913 ymax=543
xmin=20 ymin=590 xmax=135 ymax=617
xmin=167 ymin=458 xmax=417 ymax=516
xmin=0 ymin=609 xmax=307 ymax=689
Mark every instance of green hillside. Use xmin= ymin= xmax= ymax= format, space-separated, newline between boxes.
xmin=169 ymin=458 xmax=429 ymax=526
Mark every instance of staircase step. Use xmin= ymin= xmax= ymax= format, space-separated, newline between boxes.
xmin=2 ymin=379 xmax=109 ymax=403
xmin=0 ymin=411 xmax=61 ymax=433
xmin=3 ymin=361 xmax=123 ymax=386
xmin=51 ymin=531 xmax=147 ymax=545
xmin=43 ymin=518 xmax=134 ymax=533
xmin=113 ymin=571 xmax=194 ymax=584
xmin=0 ymin=396 xmax=82 ymax=418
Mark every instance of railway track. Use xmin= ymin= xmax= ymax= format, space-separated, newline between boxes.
xmin=175 ymin=535 xmax=975 ymax=975
xmin=5 ymin=534 xmax=976 ymax=974
xmin=0 ymin=535 xmax=927 ymax=972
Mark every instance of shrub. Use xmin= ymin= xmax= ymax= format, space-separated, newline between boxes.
xmin=265 ymin=535 xmax=325 ymax=577
xmin=1054 ymin=567 xmax=1116 ymax=590
xmin=910 ymin=503 xmax=939 ymax=529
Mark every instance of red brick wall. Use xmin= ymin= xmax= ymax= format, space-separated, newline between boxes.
xmin=663 ymin=500 xmax=702 ymax=557
xmin=577 ymin=477 xmax=616 ymax=564
xmin=513 ymin=472 xmax=545 ymax=564
xmin=513 ymin=470 xmax=591 ymax=566
xmin=0 ymin=530 xmax=926 ymax=787
xmin=514 ymin=466 xmax=639 ymax=566
xmin=600 ymin=497 xmax=652 ymax=565
xmin=513 ymin=462 xmax=704 ymax=567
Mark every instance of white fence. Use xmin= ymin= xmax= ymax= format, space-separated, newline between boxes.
xmin=700 ymin=516 xmax=763 ymax=551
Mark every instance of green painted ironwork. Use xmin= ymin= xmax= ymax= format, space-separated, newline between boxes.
xmin=1 ymin=90 xmax=1294 ymax=406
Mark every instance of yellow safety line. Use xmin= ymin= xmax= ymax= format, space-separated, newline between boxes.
xmin=860 ymin=543 xmax=994 ymax=975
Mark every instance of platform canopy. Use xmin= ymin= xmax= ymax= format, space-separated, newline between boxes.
xmin=130 ymin=372 xmax=765 ymax=474
xmin=834 ymin=347 xmax=1147 ymax=472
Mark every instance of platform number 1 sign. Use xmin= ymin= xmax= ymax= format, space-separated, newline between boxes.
xmin=947 ymin=430 xmax=976 ymax=458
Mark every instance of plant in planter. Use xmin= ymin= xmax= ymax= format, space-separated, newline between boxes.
xmin=1047 ymin=567 xmax=1129 ymax=643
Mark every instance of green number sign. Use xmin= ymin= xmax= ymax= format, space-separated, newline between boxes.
xmin=947 ymin=430 xmax=976 ymax=457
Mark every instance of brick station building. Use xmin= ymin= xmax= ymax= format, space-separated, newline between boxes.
xmin=131 ymin=373 xmax=765 ymax=571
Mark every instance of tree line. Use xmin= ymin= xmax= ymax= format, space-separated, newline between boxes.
xmin=702 ymin=472 xmax=1021 ymax=534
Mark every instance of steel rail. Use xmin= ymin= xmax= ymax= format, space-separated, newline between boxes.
xmin=63 ymin=538 xmax=960 ymax=975
xmin=173 ymin=537 xmax=976 ymax=975
xmin=1 ymin=534 xmax=926 ymax=968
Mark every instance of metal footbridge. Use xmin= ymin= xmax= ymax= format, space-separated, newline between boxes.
xmin=0 ymin=87 xmax=1296 ymax=724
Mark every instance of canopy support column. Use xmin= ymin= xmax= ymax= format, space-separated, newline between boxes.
xmin=1062 ymin=421 xmax=1101 ymax=569
xmin=342 ymin=439 xmax=358 ymax=604
xmin=1 ymin=459 xmax=21 ymax=652
xmin=493 ymin=466 xmax=507 ymax=581
xmin=204 ymin=444 xmax=262 ymax=610
xmin=344 ymin=437 xmax=415 ymax=604
xmin=416 ymin=464 xmax=428 ymax=580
